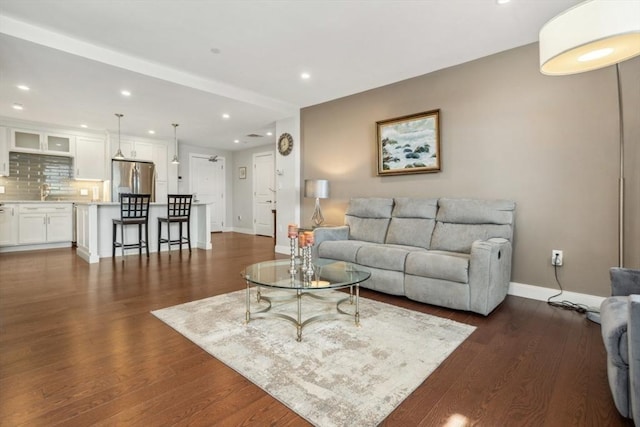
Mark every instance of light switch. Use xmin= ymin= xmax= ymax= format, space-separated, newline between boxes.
xmin=0 ymin=186 xmax=5 ymax=194
xmin=80 ymin=189 xmax=89 ymax=196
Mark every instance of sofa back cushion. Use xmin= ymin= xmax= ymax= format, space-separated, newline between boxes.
xmin=385 ymin=198 xmax=438 ymax=249
xmin=345 ymin=198 xmax=393 ymax=243
xmin=430 ymin=198 xmax=515 ymax=253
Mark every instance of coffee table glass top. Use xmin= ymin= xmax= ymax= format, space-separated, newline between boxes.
xmin=241 ymin=259 xmax=370 ymax=290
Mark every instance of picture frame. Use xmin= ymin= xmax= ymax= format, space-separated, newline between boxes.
xmin=376 ymin=109 xmax=441 ymax=176
xmin=239 ymin=166 xmax=247 ymax=180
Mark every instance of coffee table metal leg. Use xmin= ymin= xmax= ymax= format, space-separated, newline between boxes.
xmin=349 ymin=285 xmax=353 ymax=304
xmin=355 ymin=283 xmax=360 ymax=326
xmin=245 ymin=281 xmax=250 ymax=323
xmin=296 ymin=289 xmax=302 ymax=342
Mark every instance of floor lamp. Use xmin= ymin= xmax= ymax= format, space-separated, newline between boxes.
xmin=539 ymin=0 xmax=640 ymax=268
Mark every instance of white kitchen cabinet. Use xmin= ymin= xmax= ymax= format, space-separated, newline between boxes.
xmin=0 ymin=203 xmax=18 ymax=246
xmin=112 ymin=138 xmax=153 ymax=161
xmin=152 ymin=142 xmax=168 ymax=181
xmin=11 ymin=129 xmax=75 ymax=156
xmin=75 ymin=136 xmax=106 ymax=180
xmin=18 ymin=204 xmax=73 ymax=244
xmin=156 ymin=180 xmax=168 ymax=203
xmin=0 ymin=126 xmax=8 ymax=176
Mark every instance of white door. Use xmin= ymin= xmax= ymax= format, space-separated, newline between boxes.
xmin=190 ymin=154 xmax=226 ymax=232
xmin=253 ymin=152 xmax=274 ymax=237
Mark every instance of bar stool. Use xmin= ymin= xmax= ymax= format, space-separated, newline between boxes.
xmin=112 ymin=193 xmax=151 ymax=258
xmin=157 ymin=194 xmax=193 ymax=254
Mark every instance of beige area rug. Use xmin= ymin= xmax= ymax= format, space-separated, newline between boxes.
xmin=152 ymin=289 xmax=476 ymax=427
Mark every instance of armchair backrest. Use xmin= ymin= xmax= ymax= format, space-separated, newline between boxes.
xmin=611 ymin=267 xmax=640 ymax=296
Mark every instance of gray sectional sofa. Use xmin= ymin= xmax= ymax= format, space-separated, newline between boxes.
xmin=313 ymin=197 xmax=516 ymax=316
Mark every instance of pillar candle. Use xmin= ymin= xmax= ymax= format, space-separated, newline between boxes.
xmin=304 ymin=231 xmax=314 ymax=245
xmin=288 ymin=224 xmax=298 ymax=238
xmin=298 ymin=233 xmax=306 ymax=247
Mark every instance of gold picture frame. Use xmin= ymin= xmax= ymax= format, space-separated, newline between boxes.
xmin=376 ymin=109 xmax=441 ymax=176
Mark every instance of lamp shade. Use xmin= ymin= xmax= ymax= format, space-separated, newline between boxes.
xmin=304 ymin=179 xmax=330 ymax=199
xmin=539 ymin=0 xmax=640 ymax=75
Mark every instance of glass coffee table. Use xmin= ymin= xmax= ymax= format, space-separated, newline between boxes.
xmin=241 ymin=259 xmax=371 ymax=341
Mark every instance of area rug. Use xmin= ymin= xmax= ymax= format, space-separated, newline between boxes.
xmin=152 ymin=289 xmax=475 ymax=427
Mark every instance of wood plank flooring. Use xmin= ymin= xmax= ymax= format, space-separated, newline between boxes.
xmin=0 ymin=232 xmax=631 ymax=426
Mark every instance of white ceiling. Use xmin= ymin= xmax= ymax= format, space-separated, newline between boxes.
xmin=0 ymin=0 xmax=579 ymax=150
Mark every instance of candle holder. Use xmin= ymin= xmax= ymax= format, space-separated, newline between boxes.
xmin=289 ymin=236 xmax=297 ymax=274
xmin=304 ymin=244 xmax=314 ymax=276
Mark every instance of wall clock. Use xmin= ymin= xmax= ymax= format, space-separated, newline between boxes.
xmin=278 ymin=133 xmax=293 ymax=156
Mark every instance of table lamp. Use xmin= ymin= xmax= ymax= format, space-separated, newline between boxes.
xmin=304 ymin=179 xmax=330 ymax=227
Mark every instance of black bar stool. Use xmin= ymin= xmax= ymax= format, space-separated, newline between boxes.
xmin=158 ymin=194 xmax=193 ymax=254
xmin=112 ymin=193 xmax=151 ymax=258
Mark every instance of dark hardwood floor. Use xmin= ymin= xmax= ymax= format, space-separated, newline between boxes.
xmin=0 ymin=233 xmax=630 ymax=426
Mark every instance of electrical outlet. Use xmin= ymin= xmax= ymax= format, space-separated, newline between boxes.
xmin=0 ymin=186 xmax=5 ymax=194
xmin=551 ymin=250 xmax=563 ymax=266
xmin=80 ymin=189 xmax=89 ymax=196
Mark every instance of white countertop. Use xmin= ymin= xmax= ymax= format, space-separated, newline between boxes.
xmin=2 ymin=200 xmax=209 ymax=206
xmin=0 ymin=200 xmax=75 ymax=204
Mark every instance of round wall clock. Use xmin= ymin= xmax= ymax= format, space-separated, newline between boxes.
xmin=278 ymin=133 xmax=294 ymax=156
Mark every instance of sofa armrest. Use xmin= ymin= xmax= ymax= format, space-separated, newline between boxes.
xmin=312 ymin=226 xmax=350 ymax=258
xmin=629 ymin=294 xmax=640 ymax=424
xmin=468 ymin=238 xmax=513 ymax=316
xmin=611 ymin=267 xmax=640 ymax=297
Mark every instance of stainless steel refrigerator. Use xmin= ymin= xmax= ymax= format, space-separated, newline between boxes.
xmin=111 ymin=159 xmax=156 ymax=202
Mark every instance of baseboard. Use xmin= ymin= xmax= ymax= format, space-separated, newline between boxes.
xmin=230 ymin=227 xmax=256 ymax=235
xmin=508 ymin=282 xmax=605 ymax=311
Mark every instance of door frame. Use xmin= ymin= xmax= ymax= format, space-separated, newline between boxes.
xmin=188 ymin=153 xmax=227 ymax=232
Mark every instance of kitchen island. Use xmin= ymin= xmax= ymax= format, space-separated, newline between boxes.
xmin=75 ymin=202 xmax=211 ymax=263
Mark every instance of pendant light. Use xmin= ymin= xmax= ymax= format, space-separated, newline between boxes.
xmin=113 ymin=113 xmax=125 ymax=159
xmin=171 ymin=123 xmax=180 ymax=165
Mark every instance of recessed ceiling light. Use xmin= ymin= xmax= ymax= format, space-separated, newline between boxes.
xmin=121 ymin=90 xmax=131 ymax=97
xmin=234 ymin=139 xmax=240 ymax=144
xmin=80 ymin=124 xmax=88 ymax=128
xmin=301 ymin=72 xmax=311 ymax=80
xmin=17 ymin=84 xmax=30 ymax=91
xmin=496 ymin=0 xmax=511 ymax=4
xmin=266 ymin=132 xmax=273 ymax=136
xmin=12 ymin=103 xmax=23 ymax=110
xmin=222 ymin=113 xmax=230 ymax=119
xmin=148 ymin=130 xmax=155 ymax=134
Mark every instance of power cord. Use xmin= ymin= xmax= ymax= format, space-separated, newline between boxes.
xmin=547 ymin=253 xmax=592 ymax=314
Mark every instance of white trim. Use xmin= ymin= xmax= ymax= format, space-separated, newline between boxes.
xmin=232 ymin=227 xmax=256 ymax=235
xmin=275 ymin=244 xmax=290 ymax=255
xmin=508 ymin=281 xmax=605 ymax=311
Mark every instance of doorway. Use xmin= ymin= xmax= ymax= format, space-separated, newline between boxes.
xmin=190 ymin=154 xmax=226 ymax=232
xmin=253 ymin=152 xmax=274 ymax=237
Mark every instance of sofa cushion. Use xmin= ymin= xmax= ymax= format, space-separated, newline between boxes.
xmin=436 ymin=198 xmax=515 ymax=225
xmin=386 ymin=218 xmax=435 ymax=249
xmin=346 ymin=197 xmax=394 ymax=218
xmin=356 ymin=245 xmax=409 ymax=271
xmin=431 ymin=222 xmax=513 ymax=254
xmin=346 ymin=217 xmax=390 ymax=243
xmin=430 ymin=198 xmax=515 ymax=254
xmin=392 ymin=198 xmax=438 ymax=218
xmin=317 ymin=240 xmax=371 ymax=263
xmin=405 ymin=250 xmax=470 ymax=284
xmin=345 ymin=197 xmax=393 ymax=243
xmin=385 ymin=198 xmax=438 ymax=249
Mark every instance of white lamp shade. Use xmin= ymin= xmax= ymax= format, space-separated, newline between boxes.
xmin=539 ymin=0 xmax=640 ymax=75
xmin=304 ymin=179 xmax=330 ymax=199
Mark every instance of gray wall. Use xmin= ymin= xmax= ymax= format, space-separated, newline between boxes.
xmin=301 ymin=43 xmax=640 ymax=297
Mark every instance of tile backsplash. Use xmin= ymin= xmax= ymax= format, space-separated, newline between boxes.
xmin=0 ymin=152 xmax=103 ymax=201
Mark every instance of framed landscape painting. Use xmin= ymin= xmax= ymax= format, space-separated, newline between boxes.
xmin=376 ymin=109 xmax=441 ymax=176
